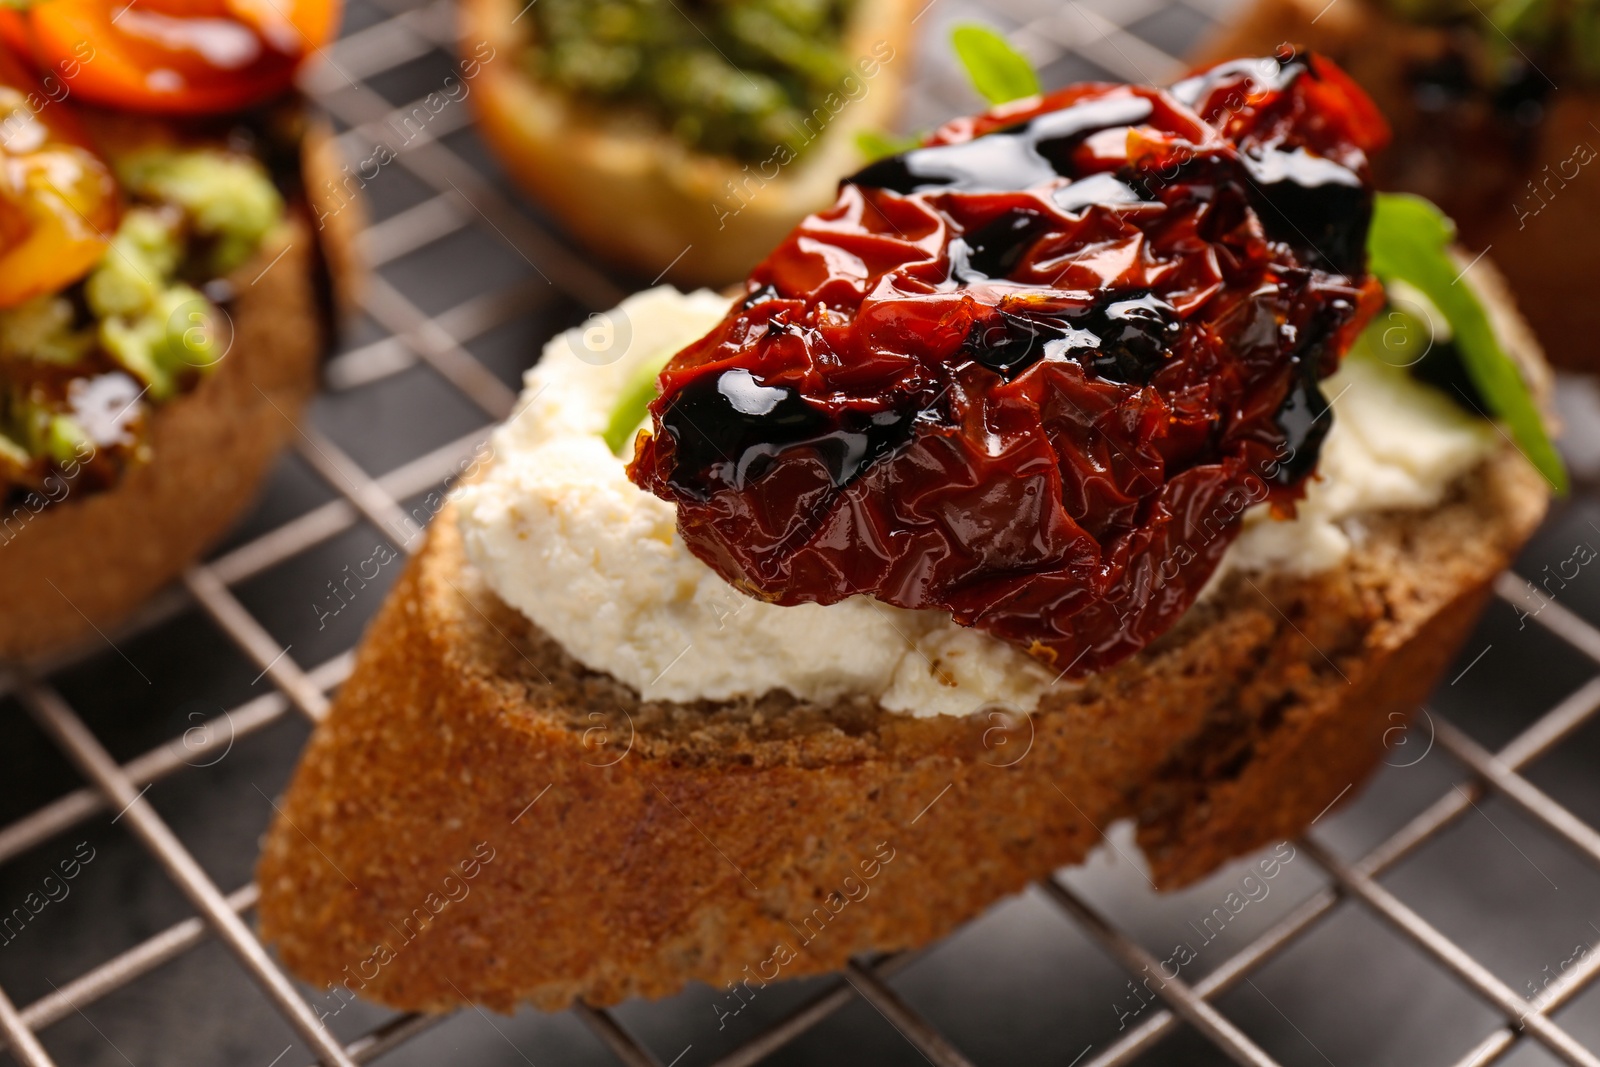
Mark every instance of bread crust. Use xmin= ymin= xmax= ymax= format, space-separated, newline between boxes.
xmin=0 ymin=121 xmax=362 ymax=663
xmin=459 ymin=0 xmax=914 ymax=287
xmin=301 ymin=115 xmax=368 ymax=324
xmin=256 ymin=438 xmax=1546 ymax=1012
xmin=1195 ymin=0 xmax=1600 ymax=368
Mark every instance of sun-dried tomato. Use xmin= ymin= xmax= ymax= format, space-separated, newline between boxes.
xmin=629 ymin=54 xmax=1388 ymax=677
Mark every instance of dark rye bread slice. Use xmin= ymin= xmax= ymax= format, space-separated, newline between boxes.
xmin=0 ymin=118 xmax=363 ymax=662
xmin=255 ymin=425 xmax=1548 ymax=1011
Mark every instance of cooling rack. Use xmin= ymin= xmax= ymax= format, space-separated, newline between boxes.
xmin=5 ymin=0 xmax=1600 ymax=1063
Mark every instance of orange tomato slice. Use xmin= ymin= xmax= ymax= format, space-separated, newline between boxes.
xmin=5 ymin=0 xmax=340 ymax=115
xmin=0 ymin=45 xmax=118 ymax=308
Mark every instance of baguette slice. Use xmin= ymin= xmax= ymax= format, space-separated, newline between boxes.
xmin=256 ymin=278 xmax=1550 ymax=1015
xmin=1195 ymin=0 xmax=1600 ymax=368
xmin=461 ymin=0 xmax=914 ymax=288
xmin=0 ymin=117 xmax=363 ymax=663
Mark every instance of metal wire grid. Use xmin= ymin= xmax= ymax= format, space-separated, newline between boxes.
xmin=0 ymin=0 xmax=1597 ymax=1064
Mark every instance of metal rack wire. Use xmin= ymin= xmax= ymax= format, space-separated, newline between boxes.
xmin=4 ymin=0 xmax=1600 ymax=1063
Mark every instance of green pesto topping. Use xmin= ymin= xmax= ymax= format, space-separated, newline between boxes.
xmin=0 ymin=146 xmax=284 ymax=499
xmin=87 ymin=205 xmax=231 ymax=400
xmin=86 ymin=207 xmax=183 ymax=320
xmin=98 ymin=278 xmax=220 ymax=402
xmin=0 ymin=393 xmax=96 ymax=486
xmin=527 ymin=0 xmax=857 ymax=162
xmin=44 ymin=413 xmax=91 ymax=467
xmin=116 ymin=149 xmax=286 ymax=275
xmin=0 ymin=296 xmax=91 ymax=365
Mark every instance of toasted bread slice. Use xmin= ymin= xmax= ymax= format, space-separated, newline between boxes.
xmin=1196 ymin=0 xmax=1600 ymax=368
xmin=256 ymin=280 xmax=1549 ymax=1012
xmin=0 ymin=119 xmax=363 ymax=663
xmin=460 ymin=0 xmax=914 ymax=287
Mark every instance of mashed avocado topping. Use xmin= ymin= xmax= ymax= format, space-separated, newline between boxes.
xmin=525 ymin=0 xmax=856 ymax=162
xmin=0 ymin=146 xmax=286 ymax=502
xmin=117 ymin=150 xmax=285 ymax=275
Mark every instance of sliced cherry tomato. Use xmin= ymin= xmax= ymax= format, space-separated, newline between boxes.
xmin=0 ymin=17 xmax=26 ymax=62
xmin=0 ymin=0 xmax=339 ymax=115
xmin=0 ymin=45 xmax=118 ymax=308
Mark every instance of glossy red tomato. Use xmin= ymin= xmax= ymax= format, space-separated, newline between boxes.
xmin=630 ymin=53 xmax=1389 ymax=678
xmin=0 ymin=0 xmax=340 ymax=115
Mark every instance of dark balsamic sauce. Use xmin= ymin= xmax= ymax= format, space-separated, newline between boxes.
xmin=1169 ymin=55 xmax=1374 ymax=275
xmin=1273 ymin=355 xmax=1333 ymax=486
xmin=958 ymin=292 xmax=1182 ymax=383
xmin=1168 ymin=56 xmax=1308 ymax=108
xmin=1087 ymin=293 xmax=1184 ymax=382
xmin=659 ymin=368 xmax=917 ymax=501
xmin=1270 ymin=301 xmax=1355 ymax=486
xmin=1053 ymin=172 xmax=1144 ymax=212
xmin=742 ymin=283 xmax=782 ymax=309
xmin=1241 ymin=147 xmax=1371 ymax=275
xmin=847 ymin=96 xmax=1155 ymax=195
xmin=947 ymin=209 xmax=1049 ymax=283
xmin=960 ymin=313 xmax=1083 ymax=379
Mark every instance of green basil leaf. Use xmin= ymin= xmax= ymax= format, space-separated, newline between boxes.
xmin=950 ymin=24 xmax=1040 ymax=105
xmin=603 ymin=349 xmax=676 ymax=455
xmin=855 ymin=128 xmax=923 ymax=161
xmin=1367 ymin=192 xmax=1567 ymax=493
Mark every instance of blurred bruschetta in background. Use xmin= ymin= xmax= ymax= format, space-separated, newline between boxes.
xmin=1197 ymin=0 xmax=1600 ymax=369
xmin=0 ymin=0 xmax=361 ymax=662
xmin=461 ymin=0 xmax=914 ymax=287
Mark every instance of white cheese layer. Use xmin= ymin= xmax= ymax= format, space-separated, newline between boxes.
xmin=1226 ymin=331 xmax=1499 ymax=577
xmin=455 ymin=287 xmax=1497 ymax=717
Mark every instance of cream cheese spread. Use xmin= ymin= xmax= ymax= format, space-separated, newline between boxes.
xmin=454 ymin=287 xmax=1497 ymax=717
xmin=1226 ymin=335 xmax=1498 ymax=577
